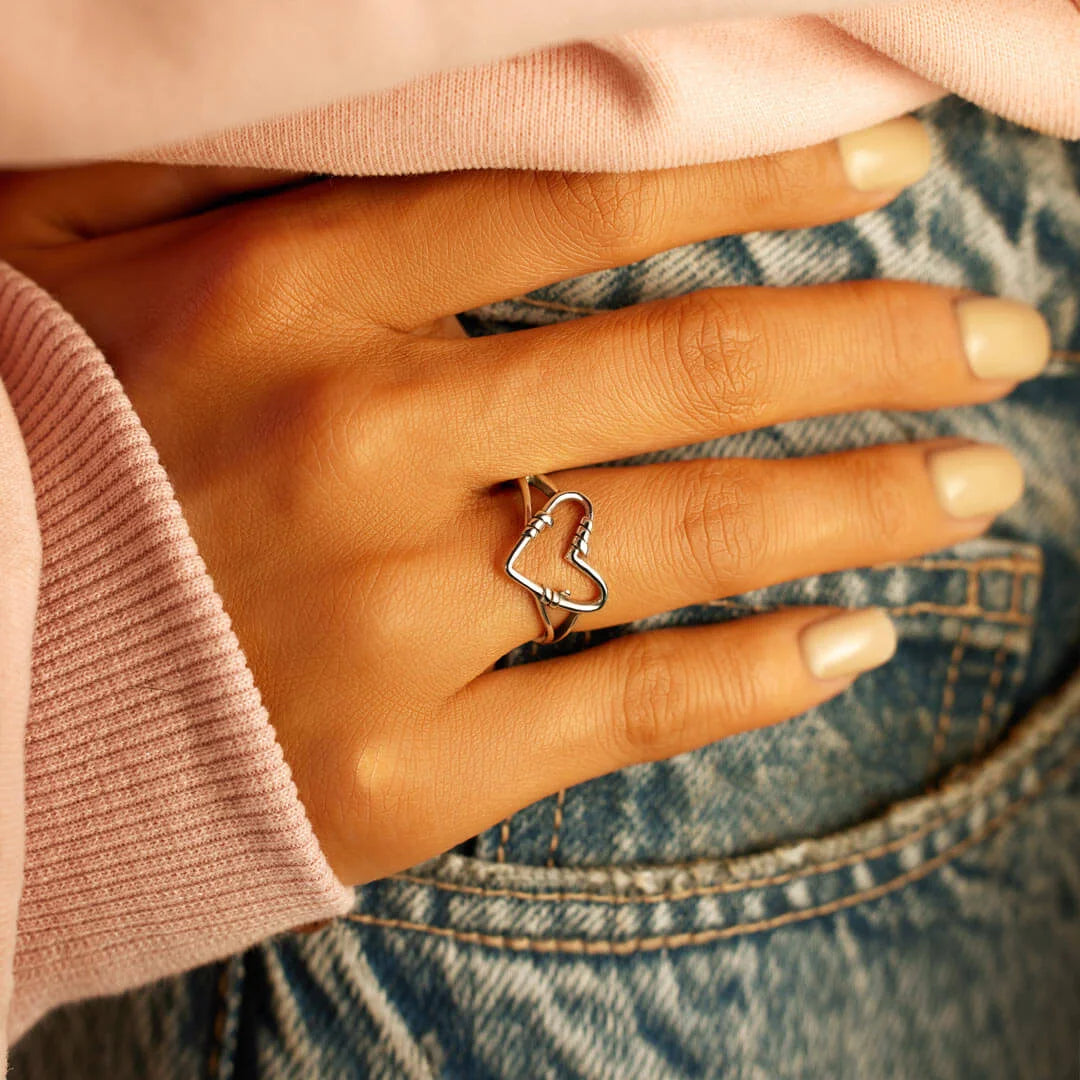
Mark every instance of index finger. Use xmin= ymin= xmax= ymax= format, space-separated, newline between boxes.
xmin=0 ymin=163 xmax=309 ymax=247
xmin=263 ymin=115 xmax=931 ymax=329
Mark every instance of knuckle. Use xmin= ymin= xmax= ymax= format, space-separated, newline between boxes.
xmin=829 ymin=279 xmax=941 ymax=399
xmin=249 ymin=364 xmax=451 ymax=576
xmin=848 ymin=451 xmax=913 ymax=542
xmin=676 ymin=461 xmax=769 ymax=588
xmin=533 ymin=171 xmax=660 ymax=258
xmin=716 ymin=644 xmax=765 ymax=725
xmin=261 ymin=371 xmax=409 ymax=500
xmin=872 ymin=281 xmax=941 ymax=389
xmin=728 ymin=150 xmax=815 ymax=219
xmin=184 ymin=208 xmax=312 ymax=350
xmin=331 ymin=603 xmax=445 ymax=852
xmin=660 ymin=292 xmax=772 ymax=427
xmin=614 ymin=637 xmax=689 ymax=760
xmin=272 ymin=372 xmax=362 ymax=484
xmin=344 ymin=707 xmax=432 ymax=843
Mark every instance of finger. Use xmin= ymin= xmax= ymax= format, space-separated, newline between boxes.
xmin=477 ymin=441 xmax=1023 ymax=657
xmin=0 ymin=162 xmax=309 ymax=246
xmin=240 ymin=116 xmax=931 ymax=329
xmin=452 ymin=282 xmax=1051 ymax=480
xmin=386 ymin=607 xmax=896 ymax=868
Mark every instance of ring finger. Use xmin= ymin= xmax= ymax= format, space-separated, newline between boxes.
xmin=477 ymin=439 xmax=1024 ymax=660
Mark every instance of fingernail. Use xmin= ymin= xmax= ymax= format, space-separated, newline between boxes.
xmin=956 ymin=297 xmax=1051 ymax=380
xmin=800 ymin=608 xmax=898 ymax=681
xmin=837 ymin=117 xmax=932 ymax=192
xmin=927 ymin=444 xmax=1024 ymax=519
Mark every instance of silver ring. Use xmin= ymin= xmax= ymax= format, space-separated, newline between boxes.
xmin=504 ymin=474 xmax=609 ymax=644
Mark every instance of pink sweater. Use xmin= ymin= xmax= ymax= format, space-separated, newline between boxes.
xmin=1 ymin=0 xmax=1077 ymax=1061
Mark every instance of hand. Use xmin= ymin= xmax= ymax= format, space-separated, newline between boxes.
xmin=0 ymin=119 xmax=1050 ymax=884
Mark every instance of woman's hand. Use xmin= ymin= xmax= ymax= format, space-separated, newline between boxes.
xmin=0 ymin=119 xmax=1050 ymax=884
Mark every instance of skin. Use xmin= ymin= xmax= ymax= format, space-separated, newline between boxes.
xmin=0 ymin=137 xmax=1033 ymax=885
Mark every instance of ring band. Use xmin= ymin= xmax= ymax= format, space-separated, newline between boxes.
xmin=504 ymin=474 xmax=609 ymax=644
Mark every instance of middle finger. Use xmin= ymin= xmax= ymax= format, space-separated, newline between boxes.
xmin=450 ymin=282 xmax=1049 ymax=482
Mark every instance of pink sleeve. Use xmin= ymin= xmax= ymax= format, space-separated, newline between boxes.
xmin=0 ymin=351 xmax=40 ymax=1074
xmin=2 ymin=0 xmax=900 ymax=162
xmin=0 ymin=264 xmax=354 ymax=1057
xmin=2 ymin=0 xmax=1074 ymax=173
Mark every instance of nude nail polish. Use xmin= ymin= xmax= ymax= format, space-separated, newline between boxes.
xmin=837 ymin=117 xmax=932 ymax=192
xmin=956 ymin=297 xmax=1051 ymax=380
xmin=927 ymin=444 xmax=1025 ymax=519
xmin=800 ymin=608 xmax=898 ymax=681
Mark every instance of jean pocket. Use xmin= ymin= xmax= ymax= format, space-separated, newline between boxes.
xmin=340 ymin=666 xmax=1079 ymax=1080
xmin=466 ymin=537 xmax=1043 ymax=869
xmin=355 ymin=668 xmax=1078 ymax=949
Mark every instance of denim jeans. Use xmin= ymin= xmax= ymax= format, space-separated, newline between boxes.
xmin=13 ymin=98 xmax=1080 ymax=1079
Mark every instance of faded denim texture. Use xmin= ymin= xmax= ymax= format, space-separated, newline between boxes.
xmin=12 ymin=99 xmax=1080 ymax=1079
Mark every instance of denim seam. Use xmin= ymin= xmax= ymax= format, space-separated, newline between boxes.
xmin=887 ymin=556 xmax=1040 ymax=573
xmin=545 ymin=788 xmax=566 ymax=868
xmin=206 ymin=956 xmax=246 ymax=1080
xmin=711 ymin=598 xmax=1034 ymax=627
xmin=495 ymin=818 xmax=511 ymax=864
xmin=347 ymin=742 xmax=1080 ymax=953
xmin=930 ymin=623 xmax=972 ymax=773
xmin=717 ymin=552 xmax=1036 ymax=630
xmin=384 ymin=782 xmax=1008 ymax=903
xmin=1010 ymin=566 xmax=1025 ymax=613
xmin=975 ymin=645 xmax=1010 ymax=754
xmin=713 ymin=554 xmax=1041 ymax=626
xmin=388 ymin=731 xmax=1068 ymax=906
xmin=392 ymin=664 xmax=1073 ymax=905
xmin=891 ymin=604 xmax=1031 ymax=626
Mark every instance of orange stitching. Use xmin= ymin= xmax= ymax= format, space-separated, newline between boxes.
xmin=710 ymin=597 xmax=1032 ymax=626
xmin=388 ymin=726 xmax=1060 ymax=906
xmin=1051 ymin=349 xmax=1080 ymax=364
xmin=975 ymin=647 xmax=1009 ymax=754
xmin=205 ymin=962 xmax=231 ymax=1080
xmin=965 ymin=567 xmax=978 ymax=609
xmin=707 ymin=553 xmax=1043 ymax=626
xmin=887 ymin=603 xmax=1031 ymax=625
xmin=496 ymin=819 xmax=511 ymax=864
xmin=546 ymin=789 xmax=566 ymax=868
xmin=1009 ymin=570 xmax=1024 ymax=619
xmin=348 ymin=746 xmax=1080 ymax=953
xmin=930 ymin=624 xmax=972 ymax=772
xmin=887 ymin=557 xmax=1041 ymax=574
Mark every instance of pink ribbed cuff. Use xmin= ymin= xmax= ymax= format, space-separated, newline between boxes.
xmin=0 ymin=264 xmax=353 ymax=1042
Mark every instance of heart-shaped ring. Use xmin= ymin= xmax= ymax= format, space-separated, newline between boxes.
xmin=504 ymin=474 xmax=609 ymax=644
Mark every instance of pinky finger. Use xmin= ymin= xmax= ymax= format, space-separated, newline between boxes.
xmin=454 ymin=607 xmax=897 ymax=822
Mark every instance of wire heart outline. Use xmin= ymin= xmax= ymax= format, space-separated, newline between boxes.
xmin=505 ymin=477 xmax=609 ymax=644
